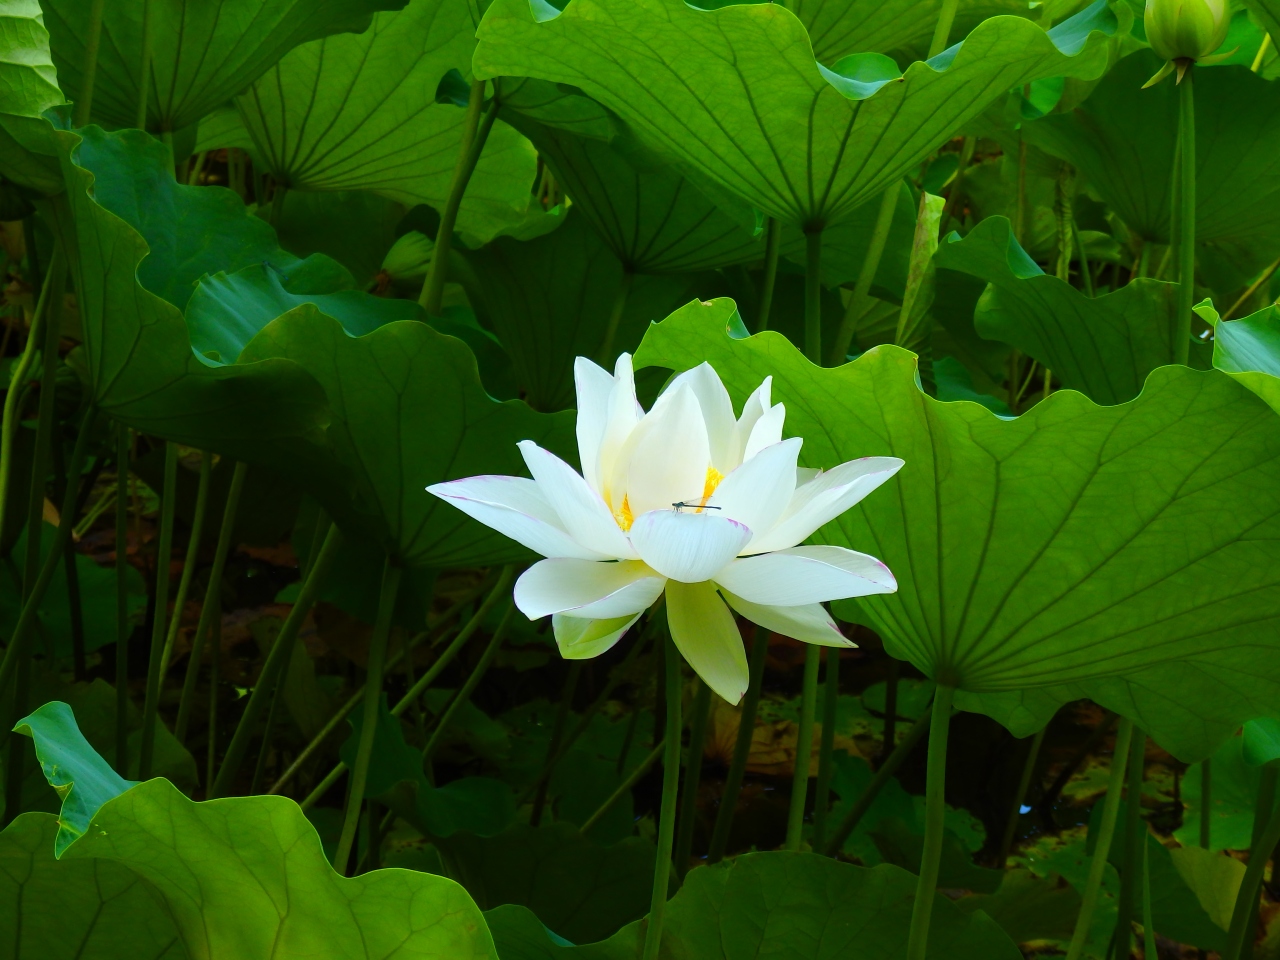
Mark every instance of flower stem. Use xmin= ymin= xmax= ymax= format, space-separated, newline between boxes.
xmin=595 ymin=269 xmax=634 ymax=367
xmin=674 ymin=678 xmax=713 ymax=876
xmin=581 ymin=740 xmax=665 ymax=836
xmin=999 ymin=724 xmax=1048 ymax=864
xmin=531 ymin=660 xmax=582 ymax=827
xmin=1064 ymin=718 xmax=1135 ymax=960
xmin=904 ymin=683 xmax=955 ymax=960
xmin=821 ymin=707 xmax=932 ymax=857
xmin=334 ymin=557 xmax=403 ymax=875
xmin=1175 ymin=67 xmax=1195 ymax=366
xmin=418 ymin=82 xmax=500 ymax=316
xmin=114 ymin=424 xmax=132 ymax=773
xmin=1224 ymin=763 xmax=1280 ymax=960
xmin=803 ymin=228 xmax=824 ymax=363
xmin=1200 ymin=758 xmax=1212 ymax=848
xmin=158 ymin=452 xmax=211 ymax=680
xmin=785 ymin=643 xmax=822 ymax=850
xmin=208 ymin=522 xmax=343 ymax=798
xmin=757 ymin=218 xmax=781 ymax=332
xmin=811 ymin=648 xmax=840 ymax=851
xmin=641 ymin=632 xmax=683 ymax=960
xmin=928 ymin=0 xmax=961 ymax=59
xmin=1141 ymin=839 xmax=1157 ymax=960
xmin=136 ymin=0 xmax=155 ymax=130
xmin=707 ymin=624 xmax=769 ymax=863
xmin=831 ymin=185 xmax=897 ymax=365
xmin=421 ymin=603 xmax=512 ymax=765
xmin=138 ymin=441 xmax=179 ymax=780
xmin=1112 ymin=729 xmax=1147 ymax=959
xmin=174 ymin=462 xmax=248 ymax=746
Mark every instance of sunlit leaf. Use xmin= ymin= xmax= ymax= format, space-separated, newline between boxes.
xmin=0 ymin=0 xmax=66 ymax=195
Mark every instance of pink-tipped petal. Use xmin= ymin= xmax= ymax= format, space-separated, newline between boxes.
xmin=514 ymin=558 xmax=665 ymax=620
xmin=714 ymin=545 xmax=896 ymax=605
xmin=629 ymin=509 xmax=752 ymax=583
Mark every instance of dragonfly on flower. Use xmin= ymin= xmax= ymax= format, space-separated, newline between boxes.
xmin=428 ymin=353 xmax=903 ymax=703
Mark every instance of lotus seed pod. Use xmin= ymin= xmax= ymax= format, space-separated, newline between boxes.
xmin=1144 ymin=0 xmax=1229 ymax=62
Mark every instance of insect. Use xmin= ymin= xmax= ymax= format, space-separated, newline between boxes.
xmin=671 ymin=501 xmax=721 ymax=513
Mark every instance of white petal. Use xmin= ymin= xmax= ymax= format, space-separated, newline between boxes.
xmin=733 ymin=376 xmax=773 ymax=464
xmin=666 ymin=580 xmax=748 ymax=703
xmin=747 ymin=456 xmax=904 ymax=553
xmin=426 ymin=476 xmax=611 ymax=560
xmin=742 ymin=402 xmax=785 ymax=463
xmin=619 ymin=383 xmax=711 ymax=518
xmin=574 ymin=356 xmax=615 ymax=495
xmin=518 ymin=441 xmax=636 ymax=559
xmin=514 ymin=559 xmax=665 ymax=619
xmin=707 ymin=438 xmax=801 ymax=547
xmin=667 ymin=362 xmax=737 ymax=473
xmin=721 ymin=591 xmax=853 ymax=647
xmin=553 ymin=612 xmax=642 ymax=660
xmin=597 ymin=353 xmax=642 ymax=508
xmin=629 ymin=509 xmax=752 ymax=583
xmin=714 ymin=545 xmax=896 ymax=606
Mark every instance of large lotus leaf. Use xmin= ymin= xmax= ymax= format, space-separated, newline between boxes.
xmin=1025 ymin=51 xmax=1280 ymax=262
xmin=40 ymin=0 xmax=405 ymax=133
xmin=781 ymin=0 xmax=1037 ymax=64
xmin=635 ymin=300 xmax=1280 ymax=761
xmin=436 ymin=821 xmax=659 ymax=946
xmin=1244 ymin=0 xmax=1280 ymax=43
xmin=238 ymin=307 xmax=576 ymax=566
xmin=220 ymin=0 xmax=536 ymax=244
xmin=485 ymin=852 xmax=1020 ymax=959
xmin=15 ymin=701 xmax=499 ymax=959
xmin=500 ymin=100 xmax=763 ymax=274
xmin=474 ymin=0 xmax=1120 ymax=229
xmin=41 ymin=124 xmax=331 ymax=462
xmin=0 ymin=0 xmax=65 ymax=195
xmin=935 ymin=216 xmax=1180 ymax=405
xmin=1204 ymin=302 xmax=1280 ymax=417
xmin=0 ymin=813 xmax=185 ymax=960
xmin=459 ymin=208 xmax=698 ymax=411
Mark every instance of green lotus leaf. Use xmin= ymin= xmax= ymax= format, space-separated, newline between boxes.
xmin=935 ymin=216 xmax=1182 ymax=405
xmin=41 ymin=0 xmax=407 ymax=133
xmin=1176 ymin=734 xmax=1260 ymax=850
xmin=1243 ymin=0 xmax=1280 ymax=46
xmin=0 ymin=0 xmax=66 ymax=196
xmin=1025 ymin=51 xmax=1280 ymax=266
xmin=214 ymin=0 xmax=537 ymax=244
xmin=0 ymin=813 xmax=184 ymax=960
xmin=499 ymin=86 xmax=763 ymax=274
xmin=636 ymin=299 xmax=1280 ymax=760
xmin=485 ymin=852 xmax=1020 ymax=959
xmin=1201 ymin=301 xmax=1280 ymax=416
xmin=459 ymin=208 xmax=698 ymax=411
xmin=1242 ymin=718 xmax=1280 ymax=766
xmin=41 ymin=124 xmax=331 ymax=462
xmin=474 ymin=0 xmax=1120 ymax=229
xmin=238 ymin=305 xmax=576 ymax=566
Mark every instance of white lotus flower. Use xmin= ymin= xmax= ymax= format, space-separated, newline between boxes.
xmin=427 ymin=354 xmax=903 ymax=703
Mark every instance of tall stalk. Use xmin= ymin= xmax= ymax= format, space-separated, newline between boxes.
xmin=831 ymin=185 xmax=898 ymax=365
xmin=999 ymin=725 xmax=1048 ymax=864
xmin=811 ymin=648 xmax=840 ymax=850
xmin=1064 ymin=719 xmax=1135 ymax=960
xmin=707 ymin=624 xmax=769 ymax=863
xmin=421 ymin=605 xmax=512 ymax=764
xmin=1113 ymin=730 xmax=1147 ymax=959
xmin=803 ymin=229 xmax=824 ymax=363
xmin=135 ymin=0 xmax=155 ymax=130
xmin=674 ymin=679 xmax=713 ymax=876
xmin=74 ymin=0 xmax=108 ymax=127
xmin=138 ymin=442 xmax=178 ymax=779
xmin=596 ymin=271 xmax=634 ymax=367
xmin=114 ymin=424 xmax=131 ymax=772
xmin=419 ymin=82 xmax=500 ymax=316
xmin=1224 ymin=763 xmax=1280 ymax=960
xmin=928 ymin=0 xmax=961 ymax=59
xmin=757 ymin=218 xmax=781 ymax=332
xmin=531 ymin=660 xmax=582 ymax=826
xmin=904 ymin=684 xmax=955 ymax=960
xmin=175 ymin=462 xmax=248 ymax=745
xmin=208 ymin=523 xmax=343 ymax=798
xmin=1200 ymin=759 xmax=1212 ymax=848
xmin=334 ymin=557 xmax=403 ymax=875
xmin=1174 ymin=68 xmax=1196 ymax=366
xmin=158 ymin=452 xmax=212 ymax=679
xmin=641 ymin=633 xmax=682 ymax=960
xmin=785 ymin=644 xmax=822 ymax=850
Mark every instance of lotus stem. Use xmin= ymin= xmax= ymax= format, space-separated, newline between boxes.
xmin=1224 ymin=763 xmax=1280 ymax=960
xmin=419 ymin=82 xmax=500 ymax=316
xmin=1064 ymin=718 xmax=1135 ymax=960
xmin=831 ymin=184 xmax=898 ymax=365
xmin=999 ymin=724 xmax=1048 ymax=864
xmin=641 ymin=632 xmax=683 ymax=960
xmin=811 ymin=648 xmax=840 ymax=851
xmin=208 ymin=522 xmax=344 ymax=799
xmin=928 ymin=0 xmax=961 ymax=59
xmin=707 ymin=624 xmax=769 ymax=863
xmin=881 ymin=657 xmax=900 ymax=763
xmin=136 ymin=0 xmax=155 ymax=130
xmin=904 ymin=684 xmax=956 ymax=960
xmin=757 ymin=217 xmax=781 ymax=332
xmin=822 ymin=707 xmax=932 ymax=857
xmin=158 ymin=452 xmax=212 ymax=680
xmin=939 ymin=137 xmax=975 ymax=236
xmin=1112 ymin=729 xmax=1147 ymax=959
xmin=1200 ymin=758 xmax=1212 ymax=847
xmin=1175 ymin=67 xmax=1195 ymax=365
xmin=1141 ymin=838 xmax=1157 ymax=960
xmin=674 ymin=678 xmax=713 ymax=876
xmin=785 ymin=644 xmax=822 ymax=850
xmin=531 ymin=660 xmax=583 ymax=826
xmin=334 ymin=557 xmax=403 ymax=875
xmin=421 ymin=602 xmax=513 ymax=764
xmin=175 ymin=462 xmax=248 ymax=745
xmin=596 ymin=269 xmax=634 ymax=367
xmin=138 ymin=442 xmax=179 ymax=779
xmin=581 ymin=740 xmax=665 ymax=836
xmin=114 ymin=424 xmax=132 ymax=773
xmin=74 ymin=0 xmax=107 ymax=127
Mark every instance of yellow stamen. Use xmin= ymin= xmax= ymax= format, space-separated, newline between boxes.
xmin=614 ymin=494 xmax=634 ymax=531
xmin=697 ymin=466 xmax=724 ymax=511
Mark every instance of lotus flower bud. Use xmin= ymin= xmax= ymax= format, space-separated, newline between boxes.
xmin=1144 ymin=0 xmax=1229 ymax=63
